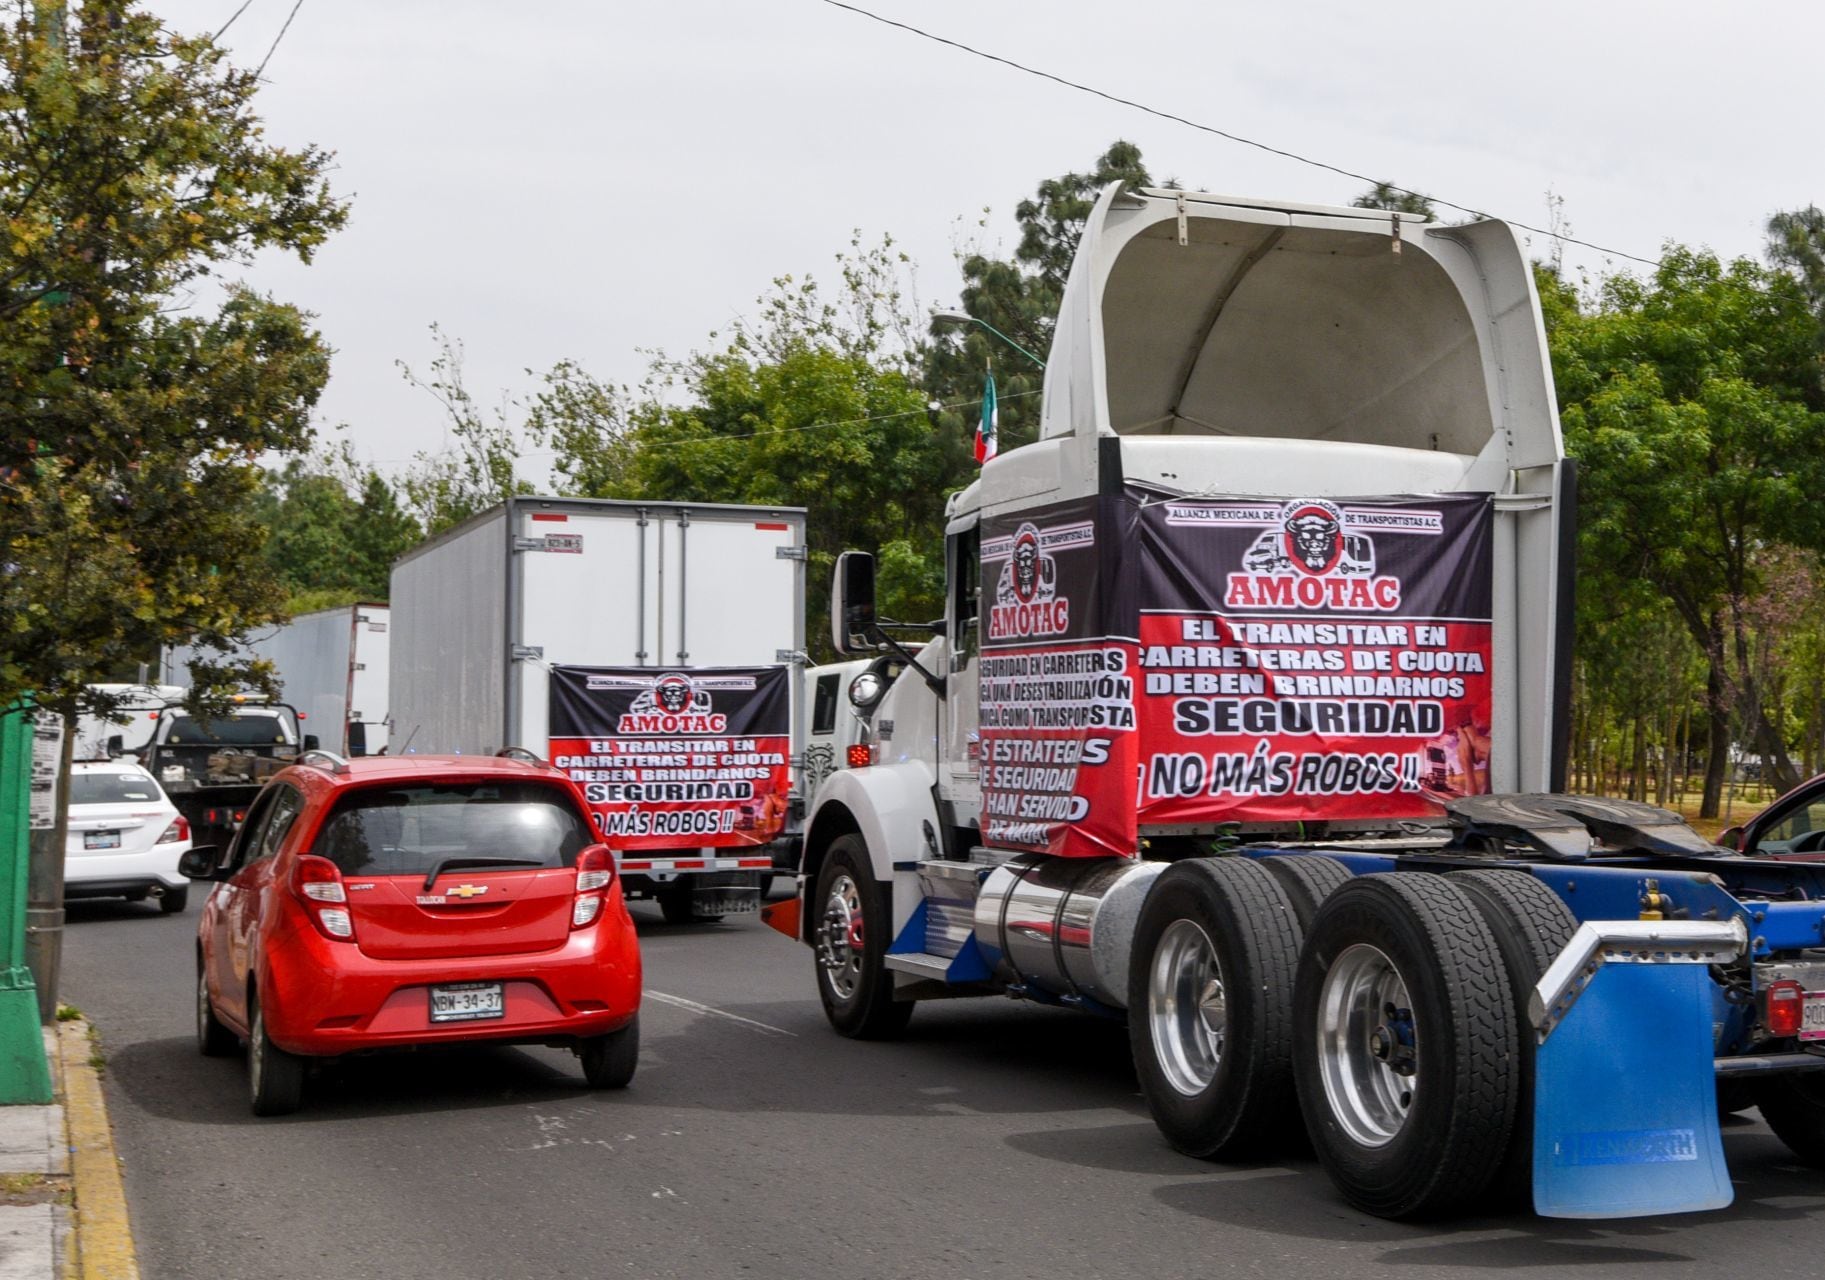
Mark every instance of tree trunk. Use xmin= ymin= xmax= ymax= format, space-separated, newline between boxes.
xmin=1700 ymin=662 xmax=1729 ymax=820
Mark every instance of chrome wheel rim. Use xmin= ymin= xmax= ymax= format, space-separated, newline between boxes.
xmin=1149 ymin=919 xmax=1226 ymax=1096
xmin=817 ymin=873 xmax=865 ymax=1001
xmin=1318 ymin=943 xmax=1417 ymax=1147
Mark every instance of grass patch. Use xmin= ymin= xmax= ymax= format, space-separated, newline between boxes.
xmin=0 ymin=1173 xmax=44 ymax=1195
xmin=54 ymin=1004 xmax=81 ymax=1023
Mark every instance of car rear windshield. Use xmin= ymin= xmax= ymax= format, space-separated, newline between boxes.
xmin=69 ymin=772 xmax=163 ymax=805
xmin=312 ymin=782 xmax=593 ymax=877
xmin=162 ymin=715 xmax=294 ymax=746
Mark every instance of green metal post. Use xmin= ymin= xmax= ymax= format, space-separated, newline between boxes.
xmin=0 ymin=705 xmax=54 ymax=1102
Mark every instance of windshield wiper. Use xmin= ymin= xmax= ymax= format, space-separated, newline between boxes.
xmin=422 ymin=857 xmax=543 ymax=892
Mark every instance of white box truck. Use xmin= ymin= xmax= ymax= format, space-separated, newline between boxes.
xmin=163 ymin=604 xmax=392 ymax=756
xmin=389 ymin=496 xmax=808 ymax=923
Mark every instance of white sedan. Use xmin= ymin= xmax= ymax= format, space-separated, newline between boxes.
xmin=63 ymin=762 xmax=192 ymax=913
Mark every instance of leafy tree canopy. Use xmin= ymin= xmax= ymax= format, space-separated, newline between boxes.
xmin=0 ymin=1 xmax=347 ymax=714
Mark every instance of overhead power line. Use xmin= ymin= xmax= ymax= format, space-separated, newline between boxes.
xmin=816 ymin=0 xmax=1666 ymax=272
xmin=253 ymin=0 xmax=304 ymax=78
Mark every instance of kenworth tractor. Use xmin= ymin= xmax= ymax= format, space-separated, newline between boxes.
xmin=764 ymin=184 xmax=1825 ymax=1220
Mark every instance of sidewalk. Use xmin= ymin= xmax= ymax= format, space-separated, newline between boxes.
xmin=0 ymin=1021 xmax=137 ymax=1280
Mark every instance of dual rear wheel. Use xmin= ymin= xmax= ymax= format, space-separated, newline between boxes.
xmin=1130 ymin=858 xmax=1575 ymax=1219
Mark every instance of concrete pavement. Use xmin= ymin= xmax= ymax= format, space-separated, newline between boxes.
xmin=0 ymin=1022 xmax=136 ymax=1280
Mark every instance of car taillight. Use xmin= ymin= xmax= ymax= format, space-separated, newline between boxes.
xmin=155 ymin=815 xmax=190 ymax=844
xmin=292 ymin=855 xmax=355 ymax=941
xmin=847 ymin=743 xmax=874 ymax=769
xmin=1766 ymin=980 xmax=1805 ymax=1037
xmin=572 ymin=847 xmax=614 ymax=929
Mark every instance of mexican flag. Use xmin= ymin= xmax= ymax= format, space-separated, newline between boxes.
xmin=974 ymin=371 xmax=998 ymax=464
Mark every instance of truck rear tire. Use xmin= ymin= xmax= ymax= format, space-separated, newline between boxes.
xmin=1261 ymin=855 xmax=1353 ymax=933
xmin=1757 ymin=1076 xmax=1825 ymax=1164
xmin=1293 ymin=874 xmax=1518 ymax=1219
xmin=1128 ymin=859 xmax=1301 ymax=1159
xmin=814 ymin=836 xmax=912 ymax=1039
xmin=1446 ymin=868 xmax=1577 ymax=1205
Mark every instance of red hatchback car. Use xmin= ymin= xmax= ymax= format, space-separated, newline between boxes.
xmin=182 ymin=751 xmax=641 ymax=1115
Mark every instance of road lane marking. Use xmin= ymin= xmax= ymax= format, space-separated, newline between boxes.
xmin=646 ymin=991 xmax=797 ymax=1038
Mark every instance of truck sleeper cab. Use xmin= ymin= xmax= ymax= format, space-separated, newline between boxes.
xmin=777 ymin=185 xmax=1825 ymax=1222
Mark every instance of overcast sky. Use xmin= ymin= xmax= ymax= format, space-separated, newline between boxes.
xmin=152 ymin=0 xmax=1824 ymax=484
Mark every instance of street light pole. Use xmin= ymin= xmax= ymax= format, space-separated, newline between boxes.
xmin=929 ymin=310 xmax=1048 ymax=370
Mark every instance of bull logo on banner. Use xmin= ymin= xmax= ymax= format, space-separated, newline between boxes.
xmin=1229 ymin=499 xmax=1401 ymax=611
xmin=584 ymin=670 xmax=756 ymax=734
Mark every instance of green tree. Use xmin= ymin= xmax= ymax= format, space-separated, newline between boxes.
xmin=1548 ymin=248 xmax=1825 ymax=813
xmin=1767 ymin=205 xmax=1825 ymax=377
xmin=258 ymin=448 xmax=420 ymax=607
xmin=0 ymin=0 xmax=346 ymax=716
xmin=1350 ymin=182 xmax=1438 ymax=219
xmin=923 ymin=142 xmax=1154 ymax=456
xmin=396 ymin=325 xmax=532 ymax=534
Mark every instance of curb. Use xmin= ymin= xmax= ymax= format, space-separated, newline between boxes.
xmin=57 ymin=1021 xmax=139 ymax=1280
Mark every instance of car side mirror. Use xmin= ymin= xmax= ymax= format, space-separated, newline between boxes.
xmin=105 ymin=734 xmax=124 ymax=758
xmin=1717 ymin=825 xmax=1746 ymax=852
xmin=831 ymin=551 xmax=877 ymax=657
xmin=178 ymin=846 xmax=224 ymax=880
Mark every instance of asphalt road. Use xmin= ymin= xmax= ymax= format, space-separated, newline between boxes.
xmin=60 ymin=889 xmax=1825 ymax=1280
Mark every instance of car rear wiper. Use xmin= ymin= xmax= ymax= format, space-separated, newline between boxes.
xmin=422 ymin=857 xmax=543 ymax=892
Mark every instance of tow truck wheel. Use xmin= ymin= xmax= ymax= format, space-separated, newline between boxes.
xmin=814 ymin=835 xmax=912 ymax=1039
xmin=1293 ymin=874 xmax=1518 ymax=1218
xmin=1261 ymin=855 xmax=1352 ymax=933
xmin=1447 ymin=869 xmax=1577 ymax=1203
xmin=1756 ymin=1075 xmax=1825 ymax=1164
xmin=1128 ymin=859 xmax=1301 ymax=1159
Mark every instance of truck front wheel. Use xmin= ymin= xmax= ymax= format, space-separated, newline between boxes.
xmin=813 ymin=835 xmax=911 ymax=1039
xmin=1293 ymin=874 xmax=1518 ymax=1219
xmin=1128 ymin=859 xmax=1301 ymax=1159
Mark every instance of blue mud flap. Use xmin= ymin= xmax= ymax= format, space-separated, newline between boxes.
xmin=1533 ymin=961 xmax=1730 ymax=1218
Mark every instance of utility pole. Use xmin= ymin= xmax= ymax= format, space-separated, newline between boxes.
xmin=22 ymin=710 xmax=68 ymax=1023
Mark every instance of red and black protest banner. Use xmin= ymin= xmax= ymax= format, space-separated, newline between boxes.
xmin=548 ymin=665 xmax=792 ymax=849
xmin=977 ymin=496 xmax=1140 ymax=859
xmin=1133 ymin=492 xmax=1494 ymax=824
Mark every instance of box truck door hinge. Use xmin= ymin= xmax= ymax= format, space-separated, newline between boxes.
xmin=1176 ymin=192 xmax=1188 ymax=246
xmin=510 ymin=645 xmax=544 ymax=662
xmin=512 ymin=536 xmax=542 ymax=552
xmin=775 ymin=545 xmax=807 ymax=561
xmin=776 ymin=649 xmax=809 ymax=665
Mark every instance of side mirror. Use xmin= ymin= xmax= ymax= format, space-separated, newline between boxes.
xmin=178 ymin=845 xmax=223 ymax=880
xmin=346 ymin=721 xmax=368 ymax=758
xmin=1717 ymin=825 xmax=1746 ymax=852
xmin=105 ymin=734 xmax=124 ymax=758
xmin=831 ymin=551 xmax=877 ymax=657
xmin=302 ymin=733 xmax=320 ymax=752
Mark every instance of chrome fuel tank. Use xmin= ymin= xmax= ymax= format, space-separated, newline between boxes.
xmin=973 ymin=856 xmax=1165 ymax=1008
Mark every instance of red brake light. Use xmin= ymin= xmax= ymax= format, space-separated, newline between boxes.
xmin=155 ymin=815 xmax=190 ymax=845
xmin=572 ymin=846 xmax=614 ymax=928
xmin=292 ymin=855 xmax=355 ymax=941
xmin=846 ymin=743 xmax=874 ymax=769
xmin=1767 ymin=980 xmax=1805 ymax=1038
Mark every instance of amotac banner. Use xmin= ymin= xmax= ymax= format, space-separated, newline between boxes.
xmin=548 ymin=665 xmax=792 ymax=849
xmin=977 ymin=496 xmax=1139 ymax=859
xmin=1133 ymin=491 xmax=1494 ymax=825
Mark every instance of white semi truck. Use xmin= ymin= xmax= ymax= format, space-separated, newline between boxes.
xmin=771 ymin=185 xmax=1825 ymax=1220
xmin=390 ymin=496 xmax=808 ymax=922
xmin=164 ymin=604 xmax=392 ymax=756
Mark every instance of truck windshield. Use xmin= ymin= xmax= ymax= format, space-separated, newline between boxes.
xmin=162 ymin=714 xmax=295 ymax=746
xmin=313 ymin=782 xmax=593 ymax=877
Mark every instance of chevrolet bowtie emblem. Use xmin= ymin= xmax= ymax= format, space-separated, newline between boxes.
xmin=447 ymin=884 xmax=489 ymax=899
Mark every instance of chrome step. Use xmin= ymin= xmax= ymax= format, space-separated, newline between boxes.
xmin=885 ymin=952 xmax=954 ymax=979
